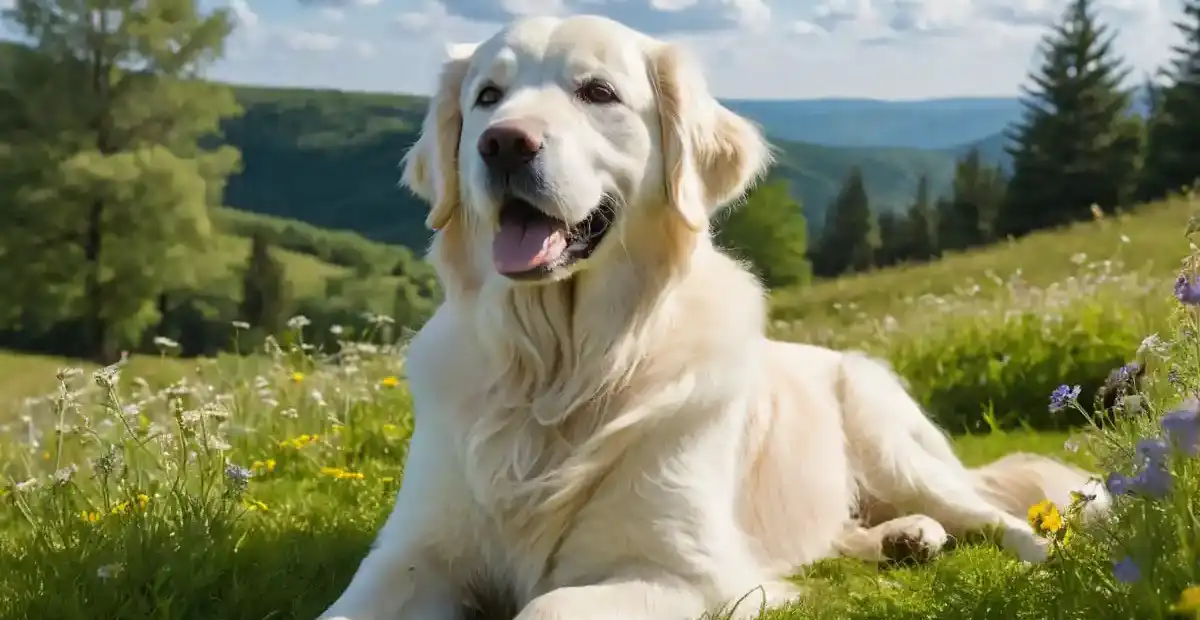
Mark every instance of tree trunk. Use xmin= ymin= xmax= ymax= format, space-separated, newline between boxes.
xmin=84 ymin=9 xmax=116 ymax=364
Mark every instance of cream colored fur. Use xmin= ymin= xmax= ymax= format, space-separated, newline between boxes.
xmin=319 ymin=15 xmax=1109 ymax=620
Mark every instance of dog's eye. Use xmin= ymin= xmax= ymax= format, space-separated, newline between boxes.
xmin=576 ymin=80 xmax=620 ymax=105
xmin=475 ymin=85 xmax=503 ymax=108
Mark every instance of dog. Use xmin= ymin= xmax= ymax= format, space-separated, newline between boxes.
xmin=318 ymin=15 xmax=1110 ymax=620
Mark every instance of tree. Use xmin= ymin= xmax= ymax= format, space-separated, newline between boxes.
xmin=1141 ymin=0 xmax=1200 ymax=200
xmin=903 ymin=174 xmax=939 ymax=261
xmin=814 ymin=167 xmax=879 ymax=276
xmin=874 ymin=211 xmax=907 ymax=268
xmin=938 ymin=148 xmax=1007 ymax=251
xmin=713 ymin=178 xmax=812 ymax=289
xmin=0 ymin=0 xmax=243 ymax=362
xmin=998 ymin=0 xmax=1142 ymax=238
xmin=239 ymin=232 xmax=291 ymax=336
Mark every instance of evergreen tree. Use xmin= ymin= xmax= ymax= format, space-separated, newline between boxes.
xmin=904 ymin=174 xmax=939 ymax=261
xmin=713 ymin=178 xmax=812 ymax=289
xmin=939 ymin=148 xmax=1007 ymax=251
xmin=1141 ymin=0 xmax=1200 ymax=200
xmin=999 ymin=0 xmax=1141 ymax=239
xmin=875 ymin=211 xmax=906 ymax=268
xmin=0 ymin=0 xmax=243 ymax=362
xmin=239 ymin=231 xmax=290 ymax=335
xmin=815 ymin=167 xmax=879 ymax=276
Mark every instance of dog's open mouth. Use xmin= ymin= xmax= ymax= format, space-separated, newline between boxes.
xmin=491 ymin=197 xmax=616 ymax=280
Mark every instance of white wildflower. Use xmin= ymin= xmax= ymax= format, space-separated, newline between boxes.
xmin=231 ymin=320 xmax=251 ymax=330
xmin=286 ymin=315 xmax=311 ymax=330
xmin=97 ymin=563 xmax=125 ymax=580
xmin=330 ymin=324 xmax=344 ymax=336
xmin=153 ymin=336 xmax=180 ymax=350
xmin=1137 ymin=333 xmax=1169 ymax=358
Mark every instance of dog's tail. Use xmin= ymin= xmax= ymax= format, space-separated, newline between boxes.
xmin=969 ymin=452 xmax=1112 ymax=525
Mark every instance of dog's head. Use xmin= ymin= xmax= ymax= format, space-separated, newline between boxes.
xmin=403 ymin=15 xmax=772 ymax=286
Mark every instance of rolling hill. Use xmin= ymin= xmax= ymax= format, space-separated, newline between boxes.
xmin=0 ymin=40 xmax=999 ymax=247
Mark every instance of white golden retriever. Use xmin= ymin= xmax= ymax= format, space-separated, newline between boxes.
xmin=319 ymin=15 xmax=1109 ymax=620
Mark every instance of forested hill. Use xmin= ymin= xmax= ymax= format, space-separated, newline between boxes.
xmin=0 ymin=41 xmax=986 ymax=249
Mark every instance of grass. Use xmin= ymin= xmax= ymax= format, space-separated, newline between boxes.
xmin=3 ymin=201 xmax=1200 ymax=620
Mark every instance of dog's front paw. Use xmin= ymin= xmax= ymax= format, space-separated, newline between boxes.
xmin=1002 ymin=527 xmax=1050 ymax=563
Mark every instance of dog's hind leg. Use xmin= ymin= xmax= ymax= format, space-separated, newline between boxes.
xmin=835 ymin=353 xmax=1050 ymax=563
xmin=834 ymin=514 xmax=949 ymax=565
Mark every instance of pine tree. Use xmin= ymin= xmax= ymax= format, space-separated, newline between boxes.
xmin=1141 ymin=0 xmax=1200 ymax=200
xmin=239 ymin=232 xmax=290 ymax=336
xmin=0 ymin=0 xmax=243 ymax=362
xmin=999 ymin=0 xmax=1141 ymax=239
xmin=939 ymin=148 xmax=1007 ymax=251
xmin=875 ymin=211 xmax=906 ymax=268
xmin=815 ymin=167 xmax=879 ymax=276
xmin=904 ymin=174 xmax=939 ymax=261
xmin=714 ymin=178 xmax=812 ymax=289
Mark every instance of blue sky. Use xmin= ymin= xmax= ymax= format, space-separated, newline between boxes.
xmin=6 ymin=0 xmax=1188 ymax=100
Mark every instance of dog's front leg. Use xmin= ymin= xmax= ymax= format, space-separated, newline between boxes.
xmin=512 ymin=578 xmax=709 ymax=620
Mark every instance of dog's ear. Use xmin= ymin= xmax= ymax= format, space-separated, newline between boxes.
xmin=650 ymin=45 xmax=774 ymax=231
xmin=401 ymin=44 xmax=475 ymax=231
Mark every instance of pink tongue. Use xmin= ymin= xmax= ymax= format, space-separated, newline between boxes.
xmin=492 ymin=219 xmax=569 ymax=274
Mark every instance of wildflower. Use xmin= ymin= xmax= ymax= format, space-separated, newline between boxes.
xmin=1106 ymin=471 xmax=1133 ymax=495
xmin=1137 ymin=333 xmax=1169 ymax=358
xmin=1027 ymin=499 xmax=1064 ymax=537
xmin=286 ymin=315 xmax=312 ymax=330
xmin=1176 ymin=273 xmax=1200 ymax=305
xmin=279 ymin=433 xmax=319 ymax=449
xmin=152 ymin=336 xmax=180 ymax=350
xmin=1112 ymin=556 xmax=1140 ymax=583
xmin=330 ymin=324 xmax=344 ymax=336
xmin=52 ymin=464 xmax=77 ymax=486
xmin=243 ymin=498 xmax=269 ymax=511
xmin=231 ymin=320 xmax=250 ymax=330
xmin=1100 ymin=362 xmax=1144 ymax=411
xmin=251 ymin=458 xmax=277 ymax=473
xmin=381 ymin=376 xmax=400 ymax=389
xmin=79 ymin=510 xmax=102 ymax=523
xmin=291 ymin=372 xmax=305 ymax=384
xmin=1171 ymin=586 xmax=1200 ymax=614
xmin=225 ymin=463 xmax=253 ymax=495
xmin=1049 ymin=384 xmax=1081 ymax=413
xmin=1090 ymin=204 xmax=1104 ymax=220
xmin=92 ymin=364 xmax=121 ymax=389
xmin=96 ymin=563 xmax=125 ymax=581
xmin=320 ymin=466 xmax=365 ymax=480
xmin=1136 ymin=437 xmax=1170 ymax=464
xmin=1132 ymin=461 xmax=1173 ymax=499
xmin=1162 ymin=400 xmax=1200 ymax=456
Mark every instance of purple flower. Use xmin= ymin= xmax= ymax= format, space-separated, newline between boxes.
xmin=1161 ymin=402 xmax=1200 ymax=456
xmin=1049 ymin=384 xmax=1081 ymax=412
xmin=1132 ymin=463 xmax=1173 ymax=499
xmin=1175 ymin=274 xmax=1200 ymax=305
xmin=1106 ymin=471 xmax=1133 ymax=495
xmin=1136 ymin=437 xmax=1170 ymax=465
xmin=1113 ymin=556 xmax=1141 ymax=583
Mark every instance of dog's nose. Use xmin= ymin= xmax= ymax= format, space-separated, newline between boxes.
xmin=478 ymin=120 xmax=544 ymax=173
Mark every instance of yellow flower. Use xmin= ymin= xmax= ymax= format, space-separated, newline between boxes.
xmin=320 ymin=466 xmax=365 ymax=481
xmin=291 ymin=371 xmax=305 ymax=383
xmin=41 ymin=451 xmax=50 ymax=461
xmin=243 ymin=498 xmax=269 ymax=512
xmin=380 ymin=376 xmax=400 ymax=389
xmin=1027 ymin=499 xmax=1064 ymax=536
xmin=251 ymin=458 xmax=277 ymax=473
xmin=1172 ymin=585 xmax=1200 ymax=614
xmin=279 ymin=434 xmax=320 ymax=449
xmin=79 ymin=510 xmax=101 ymax=523
xmin=136 ymin=494 xmax=150 ymax=510
xmin=111 ymin=501 xmax=129 ymax=515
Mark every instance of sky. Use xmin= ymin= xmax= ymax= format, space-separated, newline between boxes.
xmin=3 ymin=0 xmax=1190 ymax=100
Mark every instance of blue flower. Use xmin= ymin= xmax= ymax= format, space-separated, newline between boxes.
xmin=1162 ymin=401 xmax=1200 ymax=456
xmin=1113 ymin=556 xmax=1141 ymax=583
xmin=1049 ymin=384 xmax=1081 ymax=412
xmin=1133 ymin=462 xmax=1173 ymax=499
xmin=1106 ymin=471 xmax=1133 ymax=496
xmin=1136 ymin=437 xmax=1170 ymax=466
xmin=1175 ymin=274 xmax=1200 ymax=305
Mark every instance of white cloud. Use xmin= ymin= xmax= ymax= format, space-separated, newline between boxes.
xmin=206 ymin=0 xmax=1186 ymax=101
xmin=229 ymin=0 xmax=259 ymax=29
xmin=319 ymin=7 xmax=345 ymax=22
xmin=283 ymin=29 xmax=341 ymax=52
